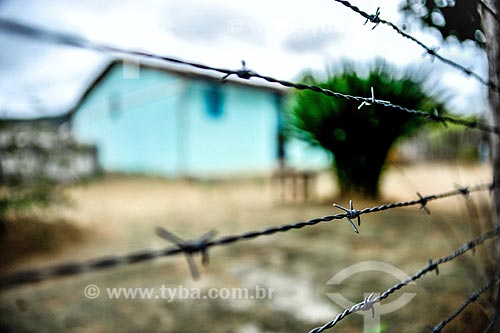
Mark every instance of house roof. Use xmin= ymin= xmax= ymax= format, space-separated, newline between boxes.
xmin=65 ymin=58 xmax=287 ymax=119
xmin=0 ymin=113 xmax=71 ymax=127
xmin=3 ymin=58 xmax=288 ymax=124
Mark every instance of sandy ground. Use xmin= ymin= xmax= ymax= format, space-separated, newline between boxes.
xmin=0 ymin=162 xmax=496 ymax=333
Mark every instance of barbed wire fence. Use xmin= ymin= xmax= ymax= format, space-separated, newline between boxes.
xmin=431 ymin=273 xmax=500 ymax=333
xmin=0 ymin=1 xmax=499 ymax=332
xmin=0 ymin=182 xmax=495 ymax=290
xmin=332 ymin=0 xmax=496 ymax=89
xmin=0 ymin=18 xmax=498 ymax=135
xmin=309 ymin=227 xmax=500 ymax=333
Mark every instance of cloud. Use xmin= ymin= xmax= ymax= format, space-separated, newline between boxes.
xmin=166 ymin=0 xmax=264 ymax=44
xmin=0 ymin=0 xmax=489 ymax=118
xmin=283 ymin=26 xmax=340 ymax=53
xmin=0 ymin=34 xmax=41 ymax=72
xmin=0 ymin=28 xmax=105 ymax=117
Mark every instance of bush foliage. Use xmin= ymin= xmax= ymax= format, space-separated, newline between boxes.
xmin=287 ymin=60 xmax=446 ymax=197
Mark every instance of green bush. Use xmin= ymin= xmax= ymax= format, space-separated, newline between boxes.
xmin=287 ymin=60 xmax=447 ymax=198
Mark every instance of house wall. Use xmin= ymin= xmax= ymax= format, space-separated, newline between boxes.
xmin=183 ymin=82 xmax=279 ymax=175
xmin=72 ymin=63 xmax=282 ymax=177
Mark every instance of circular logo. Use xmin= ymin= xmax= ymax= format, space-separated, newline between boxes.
xmin=84 ymin=284 xmax=100 ymax=299
xmin=226 ymin=19 xmax=244 ymax=34
xmin=327 ymin=261 xmax=416 ymax=316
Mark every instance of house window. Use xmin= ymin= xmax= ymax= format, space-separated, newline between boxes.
xmin=204 ymin=84 xmax=224 ymax=118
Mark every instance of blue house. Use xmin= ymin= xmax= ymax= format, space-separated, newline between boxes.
xmin=68 ymin=60 xmax=284 ymax=177
xmin=69 ymin=60 xmax=330 ymax=178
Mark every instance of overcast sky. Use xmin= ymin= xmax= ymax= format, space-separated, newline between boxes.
xmin=0 ymin=0 xmax=490 ymax=118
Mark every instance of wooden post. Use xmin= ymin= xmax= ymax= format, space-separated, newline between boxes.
xmin=481 ymin=1 xmax=500 ymax=331
xmin=485 ymin=1 xmax=500 ymax=222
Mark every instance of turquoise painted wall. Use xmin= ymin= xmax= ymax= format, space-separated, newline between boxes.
xmin=72 ymin=63 xmax=282 ymax=177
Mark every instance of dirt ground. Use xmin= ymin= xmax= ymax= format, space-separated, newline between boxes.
xmin=0 ymin=162 xmax=497 ymax=333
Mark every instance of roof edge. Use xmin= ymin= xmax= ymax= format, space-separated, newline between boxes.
xmin=64 ymin=58 xmax=288 ymax=119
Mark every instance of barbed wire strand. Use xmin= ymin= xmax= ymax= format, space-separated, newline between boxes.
xmin=0 ymin=18 xmax=498 ymax=135
xmin=0 ymin=7 xmax=497 ymax=332
xmin=486 ymin=308 xmax=500 ymax=333
xmin=0 ymin=182 xmax=494 ymax=290
xmin=431 ymin=274 xmax=500 ymax=332
xmin=332 ymin=0 xmax=496 ymax=90
xmin=308 ymin=226 xmax=500 ymax=333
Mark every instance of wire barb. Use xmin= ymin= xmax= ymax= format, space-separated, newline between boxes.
xmin=430 ymin=274 xmax=500 ymax=332
xmin=467 ymin=240 xmax=477 ymax=255
xmin=155 ymin=227 xmax=217 ymax=280
xmin=0 ymin=17 xmax=498 ymax=135
xmin=332 ymin=0 xmax=497 ymax=89
xmin=362 ymin=293 xmax=376 ymax=318
xmin=358 ymin=86 xmax=375 ymax=109
xmin=426 ymin=109 xmax=448 ymax=128
xmin=0 ymin=182 xmax=496 ymax=290
xmin=309 ymin=226 xmax=500 ymax=333
xmin=424 ymin=46 xmax=440 ymax=61
xmin=333 ymin=200 xmax=361 ymax=233
xmin=364 ymin=7 xmax=381 ymax=29
xmin=457 ymin=186 xmax=470 ymax=198
xmin=357 ymin=87 xmax=391 ymax=109
xmin=428 ymin=259 xmax=439 ymax=276
xmin=417 ymin=192 xmax=431 ymax=215
xmin=221 ymin=60 xmax=255 ymax=81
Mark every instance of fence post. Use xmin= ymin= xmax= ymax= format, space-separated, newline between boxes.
xmin=482 ymin=1 xmax=500 ymax=331
xmin=488 ymin=2 xmax=500 ymax=221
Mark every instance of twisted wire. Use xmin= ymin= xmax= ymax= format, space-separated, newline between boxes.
xmin=332 ymin=0 xmax=496 ymax=89
xmin=431 ymin=274 xmax=499 ymax=332
xmin=308 ymin=226 xmax=500 ymax=333
xmin=0 ymin=18 xmax=498 ymax=135
xmin=0 ymin=182 xmax=493 ymax=290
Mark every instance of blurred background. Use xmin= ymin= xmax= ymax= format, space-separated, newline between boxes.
xmin=0 ymin=0 xmax=497 ymax=332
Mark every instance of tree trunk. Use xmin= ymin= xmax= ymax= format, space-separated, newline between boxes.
xmin=481 ymin=1 xmax=500 ymax=332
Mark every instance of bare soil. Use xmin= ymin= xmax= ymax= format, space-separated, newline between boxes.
xmin=0 ymin=163 xmax=496 ymax=333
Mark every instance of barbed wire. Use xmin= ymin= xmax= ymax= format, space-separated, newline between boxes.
xmin=0 ymin=182 xmax=494 ymax=290
xmin=486 ymin=308 xmax=499 ymax=333
xmin=332 ymin=0 xmax=497 ymax=90
xmin=430 ymin=274 xmax=500 ymax=332
xmin=0 ymin=5 xmax=498 ymax=332
xmin=0 ymin=18 xmax=499 ymax=135
xmin=308 ymin=226 xmax=500 ymax=333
